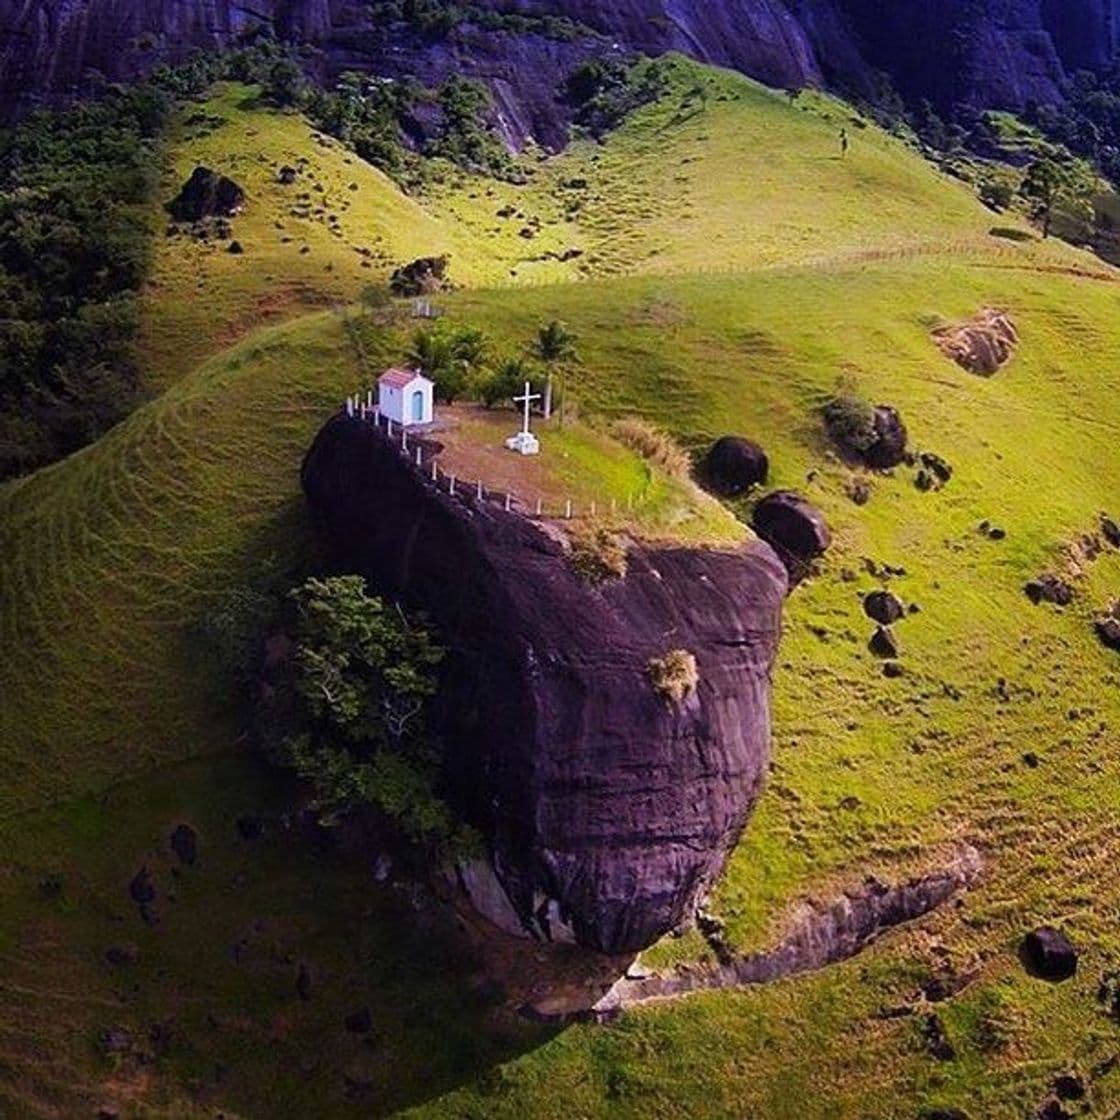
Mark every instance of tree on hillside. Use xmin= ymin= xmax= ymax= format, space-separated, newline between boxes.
xmin=407 ymin=325 xmax=490 ymax=403
xmin=533 ymin=320 xmax=577 ymax=423
xmin=266 ymin=576 xmax=476 ymax=855
xmin=1021 ymin=154 xmax=1095 ymax=238
xmin=265 ymin=58 xmax=305 ymax=108
xmin=481 ymin=357 xmax=537 ymax=409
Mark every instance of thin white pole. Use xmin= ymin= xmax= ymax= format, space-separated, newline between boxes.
xmin=477 ymin=479 xmax=484 ymax=500
xmin=505 ymin=493 xmax=512 ymax=512
xmin=450 ymin=475 xmax=456 ymax=496
xmin=431 ymin=461 xmax=438 ymax=483
xmin=565 ymin=499 xmax=572 ymax=520
xmin=536 ymin=498 xmax=543 ymax=516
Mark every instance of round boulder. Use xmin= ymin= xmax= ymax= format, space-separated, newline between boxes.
xmin=1021 ymin=926 xmax=1078 ymax=982
xmin=705 ymin=436 xmax=769 ymax=495
xmin=752 ymin=491 xmax=831 ymax=583
xmin=864 ymin=406 xmax=909 ymax=470
xmin=864 ymin=590 xmax=904 ymax=625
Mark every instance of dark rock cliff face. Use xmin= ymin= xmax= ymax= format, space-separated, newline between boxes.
xmin=301 ymin=416 xmax=788 ymax=955
xmin=2 ymin=0 xmax=1116 ymax=129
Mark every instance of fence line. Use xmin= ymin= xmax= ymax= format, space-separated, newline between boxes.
xmin=342 ymin=392 xmax=636 ymax=525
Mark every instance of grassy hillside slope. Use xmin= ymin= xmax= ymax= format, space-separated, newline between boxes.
xmin=4 ymin=55 xmax=1120 ymax=1120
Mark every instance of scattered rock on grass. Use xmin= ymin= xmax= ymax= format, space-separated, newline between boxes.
xmin=869 ymin=626 xmax=901 ymax=660
xmin=296 ymin=962 xmax=313 ymax=1001
xmin=864 ymin=590 xmax=905 ymax=625
xmin=1025 ymin=574 xmax=1075 ymax=607
xmin=344 ymin=1008 xmax=373 ymax=1034
xmin=1101 ymin=515 xmax=1120 ymax=549
xmin=864 ymin=406 xmax=909 ymax=470
xmin=1096 ymin=616 xmax=1120 ymax=651
xmin=129 ymin=867 xmax=156 ymax=905
xmin=97 ymin=1026 xmax=133 ymax=1056
xmin=236 ymin=813 xmax=263 ymax=840
xmin=1022 ymin=926 xmax=1078 ymax=981
xmin=389 ymin=254 xmax=450 ymax=297
xmin=920 ymin=1012 xmax=956 ymax=1061
xmin=170 ymin=823 xmax=199 ymax=866
xmin=167 ymin=166 xmax=245 ymax=223
xmin=1052 ymin=1073 xmax=1086 ymax=1102
xmin=104 ymin=944 xmax=140 ymax=967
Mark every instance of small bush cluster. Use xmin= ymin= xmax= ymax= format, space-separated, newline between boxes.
xmin=823 ymin=393 xmax=878 ymax=453
xmin=647 ymin=649 xmax=699 ymax=705
xmin=569 ymin=528 xmax=628 ymax=584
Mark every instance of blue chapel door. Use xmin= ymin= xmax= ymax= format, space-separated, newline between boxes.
xmin=411 ymin=390 xmax=425 ymax=424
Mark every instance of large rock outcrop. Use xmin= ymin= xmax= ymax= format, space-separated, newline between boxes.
xmin=3 ymin=0 xmax=1118 ymax=130
xmin=301 ymin=416 xmax=789 ymax=955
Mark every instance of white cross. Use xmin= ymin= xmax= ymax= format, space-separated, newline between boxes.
xmin=514 ymin=381 xmax=541 ymax=438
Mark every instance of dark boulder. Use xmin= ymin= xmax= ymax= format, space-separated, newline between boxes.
xmin=236 ymin=813 xmax=264 ymax=840
xmin=1023 ymin=575 xmax=1060 ymax=604
xmin=170 ymin=823 xmax=199 ymax=866
xmin=864 ymin=590 xmax=904 ymax=625
xmin=1025 ymin=574 xmax=1074 ymax=607
xmin=301 ymin=415 xmax=789 ymax=955
xmin=1102 ymin=515 xmax=1120 ymax=548
xmin=389 ymin=255 xmax=450 ymax=297
xmin=704 ymin=436 xmax=769 ymax=495
xmin=167 ymin=166 xmax=246 ymax=223
xmin=104 ymin=944 xmax=139 ymax=967
xmin=129 ymin=867 xmax=156 ymax=905
xmin=864 ymin=406 xmax=909 ymax=470
xmin=751 ymin=491 xmax=831 ymax=583
xmin=1022 ymin=926 xmax=1078 ymax=981
xmin=1096 ymin=615 xmax=1120 ymax=651
xmin=869 ymin=626 xmax=901 ymax=660
xmin=1052 ymin=1073 xmax=1086 ymax=1102
xmin=920 ymin=452 xmax=954 ymax=484
xmin=344 ymin=1008 xmax=373 ymax=1034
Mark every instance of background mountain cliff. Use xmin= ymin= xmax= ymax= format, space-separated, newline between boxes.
xmin=3 ymin=0 xmax=1120 ymax=135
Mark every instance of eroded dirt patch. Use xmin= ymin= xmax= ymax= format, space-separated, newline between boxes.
xmin=933 ymin=308 xmax=1018 ymax=375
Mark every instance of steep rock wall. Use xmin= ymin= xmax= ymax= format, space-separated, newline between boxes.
xmin=3 ymin=0 xmax=1117 ymax=129
xmin=300 ymin=416 xmax=789 ymax=955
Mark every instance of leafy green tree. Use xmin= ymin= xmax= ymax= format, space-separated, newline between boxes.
xmin=265 ymin=58 xmax=305 ymax=108
xmin=533 ymin=319 xmax=577 ymax=364
xmin=481 ymin=357 xmax=534 ymax=409
xmin=408 ymin=325 xmax=489 ymax=403
xmin=289 ymin=576 xmax=442 ymax=745
xmin=269 ymin=576 xmax=476 ymax=853
xmin=1021 ymin=155 xmax=1095 ymax=238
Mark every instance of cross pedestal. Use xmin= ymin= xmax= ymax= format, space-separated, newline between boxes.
xmin=506 ymin=381 xmax=542 ymax=457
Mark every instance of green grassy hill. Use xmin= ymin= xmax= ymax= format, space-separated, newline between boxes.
xmin=4 ymin=55 xmax=1120 ymax=1119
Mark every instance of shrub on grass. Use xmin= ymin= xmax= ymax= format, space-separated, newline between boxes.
xmin=823 ymin=393 xmax=878 ymax=453
xmin=611 ymin=418 xmax=691 ymax=478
